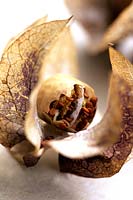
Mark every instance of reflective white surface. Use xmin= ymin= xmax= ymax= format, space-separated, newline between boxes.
xmin=0 ymin=145 xmax=133 ymax=200
xmin=0 ymin=1 xmax=132 ymax=200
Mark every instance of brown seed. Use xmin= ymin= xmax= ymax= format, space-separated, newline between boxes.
xmin=82 ymin=107 xmax=90 ymax=114
xmin=84 ymin=88 xmax=89 ymax=98
xmin=86 ymin=101 xmax=93 ymax=108
xmin=49 ymin=108 xmax=58 ymax=116
xmin=37 ymin=74 xmax=97 ymax=132
xmin=90 ymin=96 xmax=98 ymax=106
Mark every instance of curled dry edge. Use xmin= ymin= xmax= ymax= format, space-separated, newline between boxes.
xmin=59 ymin=47 xmax=133 ymax=178
xmin=0 ymin=16 xmax=75 ymax=163
xmin=0 ymin=16 xmax=132 ymax=178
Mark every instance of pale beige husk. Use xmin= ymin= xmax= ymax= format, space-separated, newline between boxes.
xmin=58 ymin=47 xmax=133 ymax=178
xmin=0 ymin=14 xmax=131 ymax=172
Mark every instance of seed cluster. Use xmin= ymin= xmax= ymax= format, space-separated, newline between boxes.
xmin=42 ymin=84 xmax=97 ymax=132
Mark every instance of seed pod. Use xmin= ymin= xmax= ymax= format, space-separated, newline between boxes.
xmin=37 ymin=74 xmax=97 ymax=132
xmin=58 ymin=47 xmax=133 ymax=178
xmin=0 ymin=16 xmax=74 ymax=165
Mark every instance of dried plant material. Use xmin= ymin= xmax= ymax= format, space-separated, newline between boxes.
xmin=0 ymin=14 xmax=132 ymax=177
xmin=37 ymin=74 xmax=96 ymax=132
xmin=109 ymin=46 xmax=133 ymax=85
xmin=93 ymin=3 xmax=133 ymax=53
xmin=40 ymin=26 xmax=78 ymax=80
xmin=0 ymin=17 xmax=71 ymax=149
xmin=9 ymin=140 xmax=35 ymax=164
xmin=24 ymin=25 xmax=80 ymax=161
xmin=59 ymin=48 xmax=133 ymax=178
xmin=66 ymin=0 xmax=133 ymax=56
xmin=46 ymin=74 xmax=123 ymax=158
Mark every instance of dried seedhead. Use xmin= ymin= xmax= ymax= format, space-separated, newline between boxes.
xmin=0 ymin=14 xmax=132 ymax=180
xmin=37 ymin=74 xmax=97 ymax=132
xmin=58 ymin=47 xmax=133 ymax=178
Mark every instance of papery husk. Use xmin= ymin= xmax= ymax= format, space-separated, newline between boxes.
xmin=0 ymin=16 xmax=73 ymax=163
xmin=24 ymin=20 xmax=80 ymax=166
xmin=47 ymin=74 xmax=123 ymax=158
xmin=59 ymin=47 xmax=133 ymax=178
xmin=40 ymin=23 xmax=78 ymax=80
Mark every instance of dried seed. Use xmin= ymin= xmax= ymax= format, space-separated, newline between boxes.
xmin=37 ymin=74 xmax=97 ymax=132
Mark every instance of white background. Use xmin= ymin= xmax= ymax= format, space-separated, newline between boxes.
xmin=0 ymin=0 xmax=70 ymax=55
